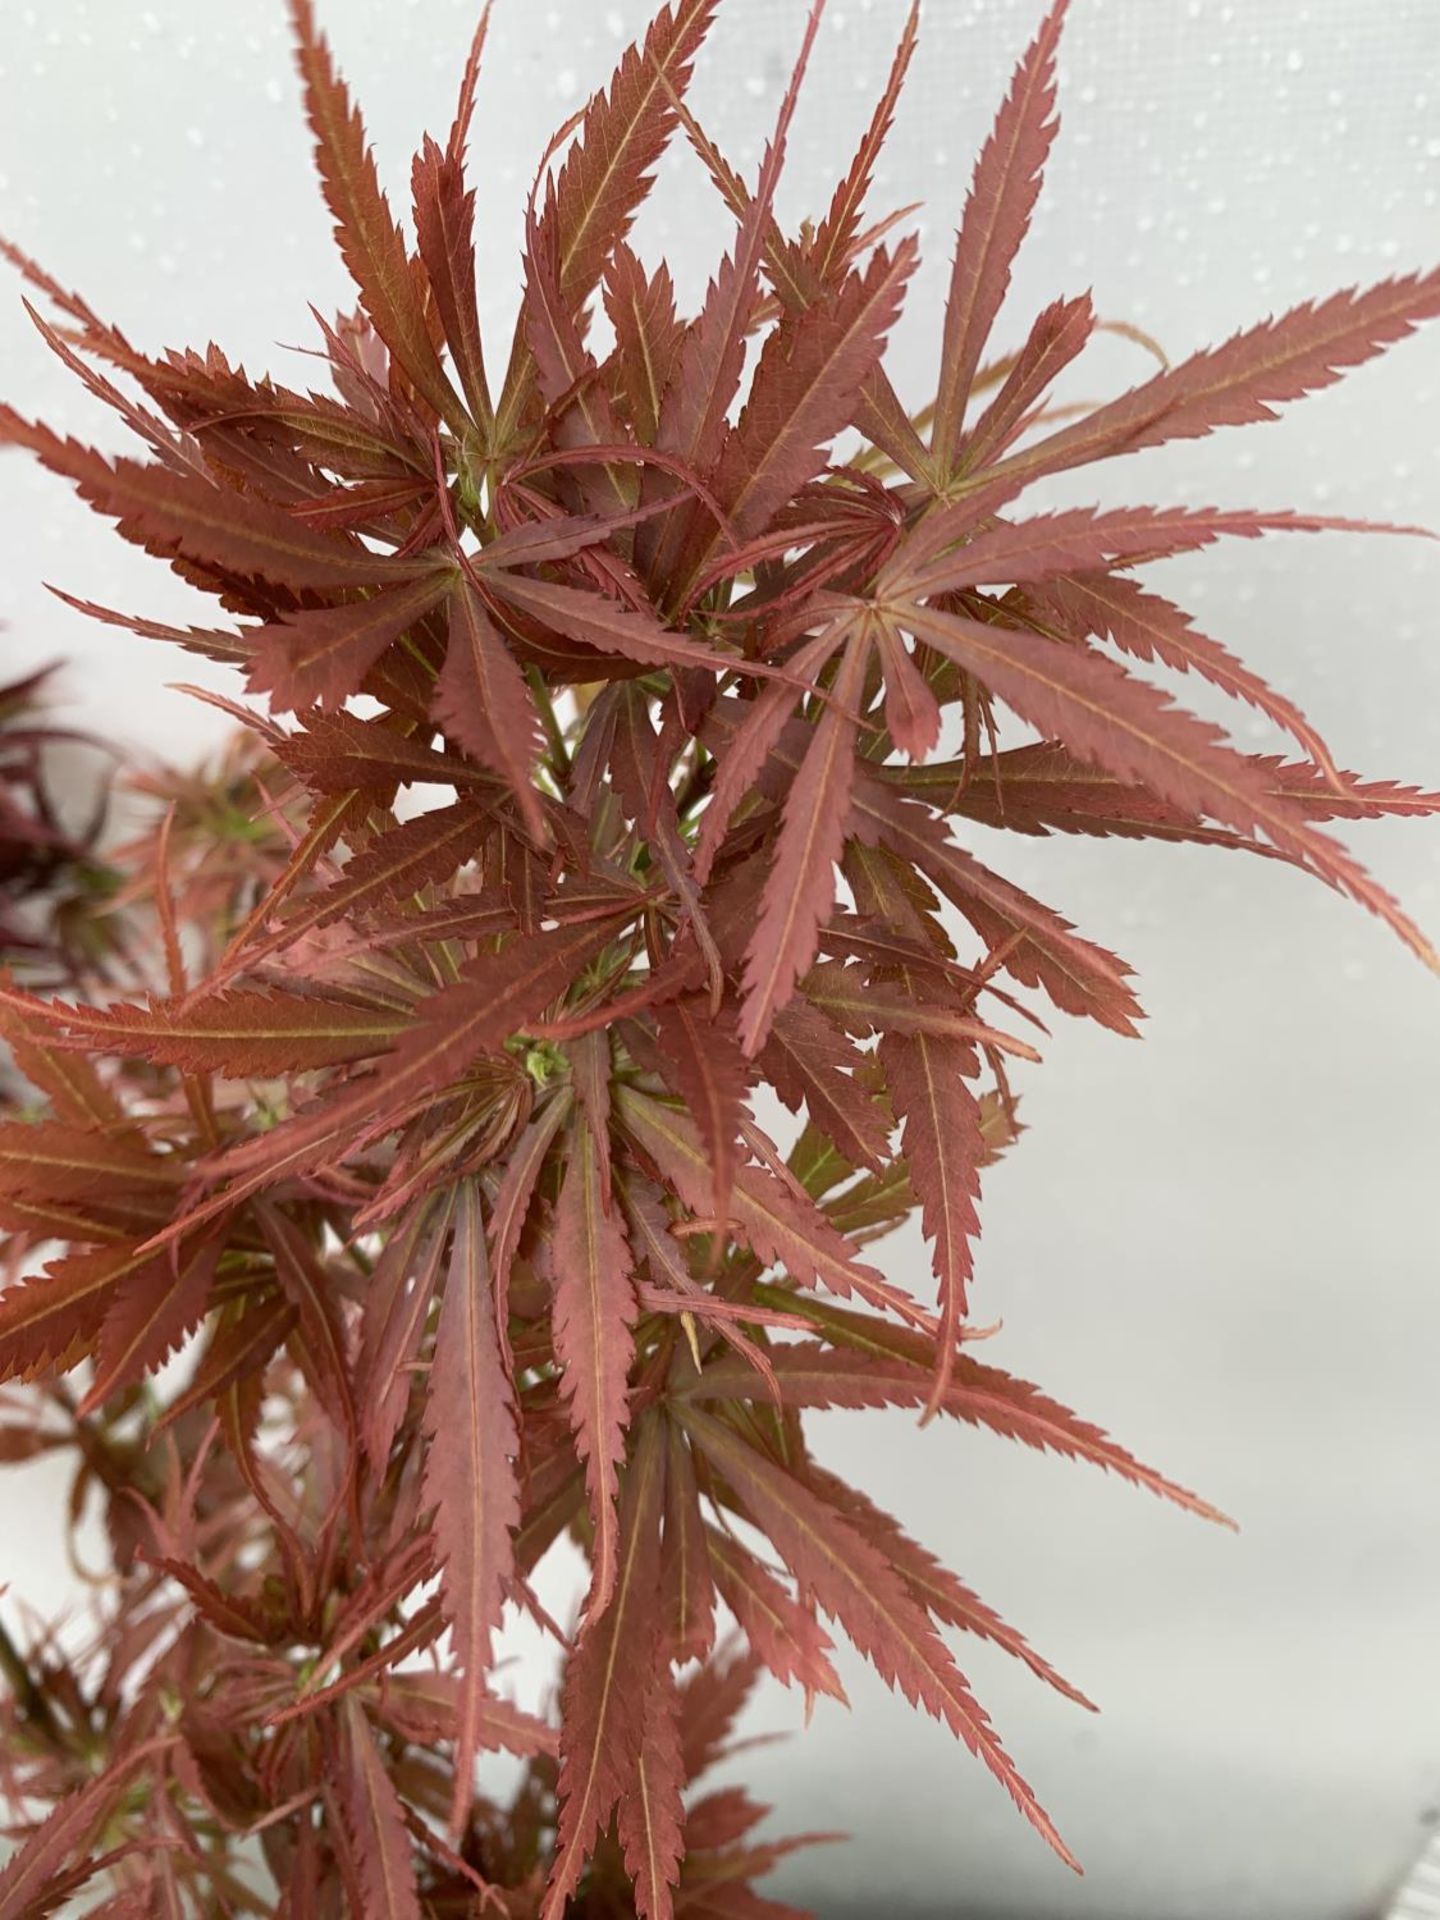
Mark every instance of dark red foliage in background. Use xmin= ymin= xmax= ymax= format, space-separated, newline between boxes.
xmin=0 ymin=667 xmax=120 ymax=987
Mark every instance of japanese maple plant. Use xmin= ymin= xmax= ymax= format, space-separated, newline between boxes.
xmin=0 ymin=0 xmax=1437 ymax=1912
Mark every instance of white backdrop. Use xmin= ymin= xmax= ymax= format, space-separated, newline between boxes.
xmin=2 ymin=3 xmax=1439 ymax=1915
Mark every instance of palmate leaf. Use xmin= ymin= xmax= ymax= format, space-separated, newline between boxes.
xmin=606 ymin=688 xmax=722 ymax=995
xmin=483 ymin=568 xmax=748 ymax=679
xmin=652 ymin=994 xmax=749 ymax=1229
xmin=703 ymin=1525 xmax=845 ymax=1703
xmin=44 ymin=587 xmax=256 ymax=670
xmin=290 ymin=0 xmax=463 ymax=433
xmin=604 ymin=246 xmax=687 ymax=444
xmin=616 ymin=1086 xmax=927 ymax=1329
xmin=0 ymin=1002 xmax=127 ymax=1132
xmin=482 ymin=504 xmax=668 ymax=571
xmin=569 ymin=1027 xmax=615 ymax=1208
xmin=809 ymin=0 xmax=920 ymax=284
xmin=957 ymin=1363 xmax=1232 ymax=1524
xmin=498 ymin=0 xmax=720 ymax=442
xmin=195 ymin=785 xmax=372 ymax=989
xmin=0 ymin=1236 xmax=207 ymax=1384
xmin=967 ymin=265 xmax=1440 ymax=494
xmin=260 ymin=1205 xmax=357 ymax=1443
xmin=0 ymin=409 xmax=419 ymax=593
xmin=661 ymin=43 xmax=933 ymax=494
xmin=440 ymin=0 xmax=491 ymax=168
xmin=188 ymin=380 xmax=429 ymax=483
xmin=898 ymin=739 xmax=1263 ymax=849
xmin=761 ymin=1000 xmax=892 ymax=1178
xmin=523 ymin=195 xmax=636 ymax=523
xmin=846 ymin=765 xmax=1145 ymax=1034
xmin=902 ymin=740 xmax=1440 ymax=848
xmin=538 ymin=0 xmax=719 ymax=313
xmin=618 ymin=1658 xmax=688 ymax=1920
xmin=545 ymin=1415 xmax=666 ymax=1919
xmin=839 ymin=837 xmax=959 ymax=964
xmin=872 ymin=610 xmax=942 ymax=760
xmin=0 ymin=1194 xmax=155 ymax=1248
xmin=701 ymin=703 xmax=1145 ymax=1034
xmin=154 ymin=1557 xmax=281 ymax=1648
xmin=0 ymin=1745 xmax=161 ymax=1920
xmin=272 ymin=706 xmax=490 ymax=795
xmin=367 ymin=1669 xmax=554 ymax=1758
xmin=248 ymin=566 xmax=456 ymax=713
xmin=882 ymin=501 xmax=1425 ymax=604
xmin=489 ymin=1093 xmax=572 ymax=1346
xmin=357 ymin=1198 xmax=453 ymax=1466
xmin=411 ymin=129 xmax=492 ymax=436
xmin=958 ymin=290 xmax=1095 ymax=472
xmin=677 ymin=1402 xmax=1078 ymax=1870
xmin=686 ymin=1336 xmax=1231 ymax=1527
xmin=82 ymin=1230 xmax=223 ymax=1413
xmin=18 ymin=285 xmax=181 ymax=475
xmin=210 ymin=909 xmax=629 ymax=1190
xmin=878 ymin=1025 xmax=984 ymax=1407
xmin=706 ymin=236 xmax=918 ymax=554
xmin=336 ymin=1696 xmax=422 ymax=1920
xmin=1032 ymin=570 xmax=1346 ymax=780
xmin=895 ymin=599 xmax=1440 ymax=969
xmin=693 ymin=625 xmax=854 ymax=886
xmin=0 ymin=1122 xmax=177 ymax=1202
xmin=932 ymin=0 xmax=1069 ymax=467
xmin=652 ymin=70 xmax=796 ymax=476
xmin=661 ymin=1415 xmax=717 ymax=1663
xmin=155 ymin=1291 xmax=296 ymax=1432
xmin=421 ymin=1183 xmax=519 ymax=1837
xmin=549 ymin=1115 xmax=638 ymax=1615
xmin=643 ymin=2 xmax=823 ymax=591
xmin=803 ymin=1461 xmax=1094 ymax=1710
xmin=1239 ymin=757 xmax=1440 ymax=822
xmin=739 ymin=630 xmax=870 ymax=1056
xmin=803 ymin=964 xmax=1037 ymax=1057
xmin=382 ymin=913 xmax=629 ymax=1110
xmin=435 ymin=574 xmax=547 ymax=837
xmin=34 ymin=987 xmax=406 ymax=1076
xmin=238 ymin=796 xmax=487 ymax=970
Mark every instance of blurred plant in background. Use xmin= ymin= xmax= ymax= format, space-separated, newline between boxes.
xmin=0 ymin=665 xmax=123 ymax=995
